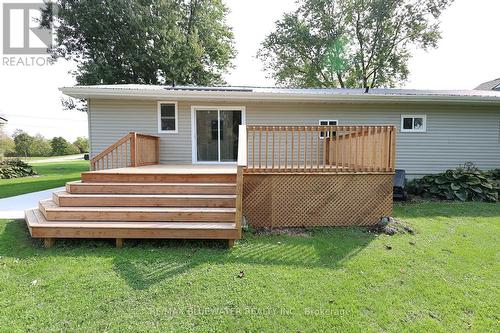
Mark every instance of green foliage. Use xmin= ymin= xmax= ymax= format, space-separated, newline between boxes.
xmin=0 ymin=159 xmax=37 ymax=179
xmin=29 ymin=135 xmax=52 ymax=157
xmin=408 ymin=163 xmax=499 ymax=202
xmin=13 ymin=130 xmax=34 ymax=157
xmin=258 ymin=0 xmax=454 ymax=88
xmin=50 ymin=137 xmax=80 ymax=156
xmin=73 ymin=136 xmax=89 ymax=153
xmin=0 ymin=136 xmax=15 ymax=157
xmin=50 ymin=137 xmax=68 ymax=156
xmin=41 ymin=0 xmax=236 ymax=87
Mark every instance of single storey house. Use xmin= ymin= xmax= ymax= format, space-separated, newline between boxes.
xmin=475 ymin=78 xmax=500 ymax=91
xmin=24 ymin=85 xmax=500 ymax=248
xmin=62 ymin=85 xmax=500 ymax=178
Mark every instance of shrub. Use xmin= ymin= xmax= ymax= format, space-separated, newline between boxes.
xmin=0 ymin=159 xmax=37 ymax=179
xmin=407 ymin=162 xmax=499 ymax=202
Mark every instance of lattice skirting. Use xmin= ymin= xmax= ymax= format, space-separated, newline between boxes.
xmin=243 ymin=173 xmax=393 ymax=228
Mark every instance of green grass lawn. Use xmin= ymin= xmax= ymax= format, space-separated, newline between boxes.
xmin=0 ymin=202 xmax=498 ymax=332
xmin=0 ymin=160 xmax=89 ymax=198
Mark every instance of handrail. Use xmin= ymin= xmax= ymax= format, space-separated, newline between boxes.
xmin=90 ymin=132 xmax=160 ymax=171
xmin=244 ymin=125 xmax=396 ymax=173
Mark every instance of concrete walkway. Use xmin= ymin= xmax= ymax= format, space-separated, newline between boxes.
xmin=29 ymin=154 xmax=84 ymax=164
xmin=0 ymin=187 xmax=65 ymax=219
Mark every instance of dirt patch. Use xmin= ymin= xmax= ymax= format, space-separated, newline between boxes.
xmin=252 ymin=227 xmax=312 ymax=237
xmin=369 ymin=217 xmax=415 ymax=236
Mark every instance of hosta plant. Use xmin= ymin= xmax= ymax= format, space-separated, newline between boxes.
xmin=407 ymin=162 xmax=499 ymax=202
xmin=0 ymin=159 xmax=37 ymax=179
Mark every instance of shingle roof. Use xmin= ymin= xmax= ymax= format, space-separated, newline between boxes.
xmin=475 ymin=78 xmax=500 ymax=91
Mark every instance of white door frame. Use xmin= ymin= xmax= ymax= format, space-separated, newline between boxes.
xmin=191 ymin=106 xmax=246 ymax=164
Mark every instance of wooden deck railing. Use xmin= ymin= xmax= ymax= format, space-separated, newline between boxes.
xmin=244 ymin=125 xmax=396 ymax=173
xmin=90 ymin=132 xmax=160 ymax=171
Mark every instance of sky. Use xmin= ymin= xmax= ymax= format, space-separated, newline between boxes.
xmin=0 ymin=0 xmax=499 ymax=141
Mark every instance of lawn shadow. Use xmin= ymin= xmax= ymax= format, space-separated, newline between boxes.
xmin=0 ymin=219 xmax=378 ymax=290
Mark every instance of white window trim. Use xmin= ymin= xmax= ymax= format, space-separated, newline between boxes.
xmin=191 ymin=106 xmax=246 ymax=164
xmin=157 ymin=101 xmax=178 ymax=134
xmin=318 ymin=119 xmax=338 ymax=139
xmin=400 ymin=114 xmax=426 ymax=133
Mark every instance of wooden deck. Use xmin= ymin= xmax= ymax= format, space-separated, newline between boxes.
xmin=25 ymin=125 xmax=395 ymax=248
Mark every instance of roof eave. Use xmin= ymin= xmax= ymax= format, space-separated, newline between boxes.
xmin=59 ymin=87 xmax=500 ymax=105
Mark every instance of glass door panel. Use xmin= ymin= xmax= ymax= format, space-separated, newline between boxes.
xmin=196 ymin=110 xmax=219 ymax=162
xmin=220 ymin=110 xmax=242 ymax=162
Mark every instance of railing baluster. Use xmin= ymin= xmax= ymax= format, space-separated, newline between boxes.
xmin=320 ymin=127 xmax=331 ymax=172
xmin=277 ymin=126 xmax=282 ymax=170
xmin=303 ymin=127 xmax=308 ymax=171
xmin=251 ymin=128 xmax=255 ymax=170
xmin=317 ymin=127 xmax=320 ymax=171
xmin=285 ymin=126 xmax=288 ymax=170
xmin=331 ymin=126 xmax=335 ymax=171
xmin=272 ymin=126 xmax=275 ymax=170
xmin=296 ymin=127 xmax=300 ymax=171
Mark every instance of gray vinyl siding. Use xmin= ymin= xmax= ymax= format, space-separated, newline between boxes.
xmin=88 ymin=99 xmax=500 ymax=177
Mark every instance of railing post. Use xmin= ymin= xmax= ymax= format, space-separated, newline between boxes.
xmin=130 ymin=132 xmax=137 ymax=167
xmin=155 ymin=137 xmax=160 ymax=164
xmin=235 ymin=125 xmax=248 ymax=238
xmin=390 ymin=126 xmax=396 ymax=172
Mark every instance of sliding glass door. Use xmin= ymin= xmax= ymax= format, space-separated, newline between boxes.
xmin=195 ymin=108 xmax=243 ymax=163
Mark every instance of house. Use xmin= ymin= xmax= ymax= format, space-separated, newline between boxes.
xmin=475 ymin=78 xmax=500 ymax=91
xmin=0 ymin=115 xmax=7 ymax=140
xmin=24 ymin=85 xmax=500 ymax=248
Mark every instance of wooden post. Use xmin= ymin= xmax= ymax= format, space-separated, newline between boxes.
xmin=228 ymin=239 xmax=235 ymax=248
xmin=155 ymin=137 xmax=160 ymax=164
xmin=130 ymin=132 xmax=137 ymax=167
xmin=116 ymin=238 xmax=124 ymax=248
xmin=43 ymin=238 xmax=55 ymax=249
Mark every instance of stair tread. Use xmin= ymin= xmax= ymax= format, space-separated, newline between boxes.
xmin=55 ymin=191 xmax=236 ymax=199
xmin=26 ymin=209 xmax=237 ymax=230
xmin=40 ymin=199 xmax=236 ymax=212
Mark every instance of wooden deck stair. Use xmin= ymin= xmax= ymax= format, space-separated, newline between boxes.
xmin=25 ymin=167 xmax=242 ymax=248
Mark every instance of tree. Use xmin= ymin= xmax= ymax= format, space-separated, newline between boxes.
xmin=29 ymin=135 xmax=52 ymax=157
xmin=0 ymin=136 xmax=15 ymax=158
xmin=50 ymin=137 xmax=70 ymax=156
xmin=51 ymin=137 xmax=80 ymax=156
xmin=13 ymin=130 xmax=34 ymax=158
xmin=258 ymin=0 xmax=454 ymax=89
xmin=41 ymin=0 xmax=236 ymax=88
xmin=73 ymin=137 xmax=89 ymax=153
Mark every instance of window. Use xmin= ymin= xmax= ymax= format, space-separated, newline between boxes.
xmin=400 ymin=115 xmax=426 ymax=132
xmin=158 ymin=102 xmax=178 ymax=133
xmin=319 ymin=120 xmax=338 ymax=138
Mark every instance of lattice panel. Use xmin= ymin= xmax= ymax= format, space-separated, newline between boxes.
xmin=243 ymin=174 xmax=393 ymax=228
